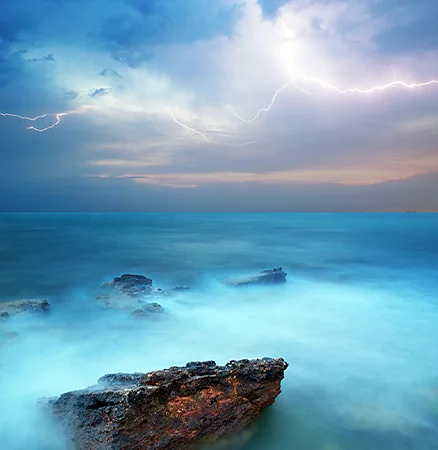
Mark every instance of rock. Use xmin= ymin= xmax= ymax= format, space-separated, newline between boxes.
xmin=143 ymin=302 xmax=164 ymax=313
xmin=131 ymin=309 xmax=149 ymax=319
xmin=227 ymin=267 xmax=287 ymax=287
xmin=97 ymin=274 xmax=169 ymax=311
xmin=172 ymin=286 xmax=191 ymax=292
xmin=1 ymin=330 xmax=19 ymax=347
xmin=48 ymin=357 xmax=288 ymax=450
xmin=103 ymin=274 xmax=153 ymax=297
xmin=130 ymin=303 xmax=164 ymax=319
xmin=1 ymin=311 xmax=10 ymax=320
xmin=2 ymin=330 xmax=19 ymax=339
xmin=0 ymin=299 xmax=50 ymax=317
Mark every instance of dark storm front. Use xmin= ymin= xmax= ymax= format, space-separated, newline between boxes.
xmin=1 ymin=213 xmax=438 ymax=449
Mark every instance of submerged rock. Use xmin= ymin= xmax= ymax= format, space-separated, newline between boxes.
xmin=102 ymin=274 xmax=153 ymax=297
xmin=2 ymin=330 xmax=19 ymax=339
xmin=143 ymin=302 xmax=165 ymax=313
xmin=98 ymin=274 xmax=166 ymax=313
xmin=0 ymin=299 xmax=50 ymax=317
xmin=49 ymin=357 xmax=288 ymax=450
xmin=131 ymin=303 xmax=164 ymax=318
xmin=227 ymin=267 xmax=287 ymax=287
xmin=131 ymin=309 xmax=149 ymax=319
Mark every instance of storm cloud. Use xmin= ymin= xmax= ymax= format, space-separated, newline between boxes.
xmin=0 ymin=0 xmax=437 ymax=211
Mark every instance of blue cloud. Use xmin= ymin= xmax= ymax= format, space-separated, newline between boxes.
xmin=89 ymin=87 xmax=112 ymax=97
xmin=0 ymin=0 xmax=64 ymax=93
xmin=0 ymin=3 xmax=40 ymax=42
xmin=0 ymin=50 xmax=23 ymax=87
xmin=100 ymin=68 xmax=122 ymax=78
xmin=257 ymin=0 xmax=289 ymax=18
xmin=372 ymin=0 xmax=438 ymax=53
xmin=30 ymin=53 xmax=56 ymax=62
xmin=101 ymin=0 xmax=243 ymax=66
xmin=126 ymin=0 xmax=241 ymax=43
xmin=64 ymin=90 xmax=79 ymax=99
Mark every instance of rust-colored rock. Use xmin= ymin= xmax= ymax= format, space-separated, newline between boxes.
xmin=49 ymin=358 xmax=288 ymax=449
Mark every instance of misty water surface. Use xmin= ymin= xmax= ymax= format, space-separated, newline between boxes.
xmin=1 ymin=213 xmax=438 ymax=449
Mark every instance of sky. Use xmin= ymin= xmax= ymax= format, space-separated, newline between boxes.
xmin=0 ymin=0 xmax=438 ymax=211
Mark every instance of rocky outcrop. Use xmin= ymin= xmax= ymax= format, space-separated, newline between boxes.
xmin=0 ymin=299 xmax=50 ymax=317
xmin=131 ymin=303 xmax=164 ymax=318
xmin=101 ymin=274 xmax=153 ymax=297
xmin=49 ymin=357 xmax=288 ymax=450
xmin=97 ymin=274 xmax=165 ymax=313
xmin=226 ymin=268 xmax=287 ymax=287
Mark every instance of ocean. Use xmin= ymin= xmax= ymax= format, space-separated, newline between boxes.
xmin=0 ymin=213 xmax=437 ymax=449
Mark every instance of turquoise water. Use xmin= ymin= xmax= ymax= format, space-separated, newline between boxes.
xmin=0 ymin=213 xmax=438 ymax=449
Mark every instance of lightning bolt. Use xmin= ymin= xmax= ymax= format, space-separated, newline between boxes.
xmin=290 ymin=80 xmax=314 ymax=97
xmin=1 ymin=111 xmax=65 ymax=131
xmin=1 ymin=105 xmax=97 ymax=132
xmin=228 ymin=76 xmax=438 ymax=123
xmin=3 ymin=106 xmax=254 ymax=146
xmin=150 ymin=119 xmax=167 ymax=136
xmin=167 ymin=108 xmax=255 ymax=147
xmin=26 ymin=112 xmax=66 ymax=132
xmin=167 ymin=108 xmax=211 ymax=144
xmin=227 ymin=80 xmax=293 ymax=123
xmin=229 ymin=76 xmax=438 ymax=123
xmin=300 ymin=77 xmax=438 ymax=95
xmin=0 ymin=112 xmax=48 ymax=121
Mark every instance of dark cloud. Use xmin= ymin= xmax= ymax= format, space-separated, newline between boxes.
xmin=0 ymin=1 xmax=69 ymax=107
xmin=0 ymin=0 xmax=42 ymax=86
xmin=0 ymin=49 xmax=25 ymax=87
xmin=0 ymin=3 xmax=41 ymax=42
xmin=89 ymin=87 xmax=112 ymax=97
xmin=30 ymin=53 xmax=56 ymax=62
xmin=101 ymin=0 xmax=242 ymax=66
xmin=125 ymin=0 xmax=241 ymax=44
xmin=0 ymin=0 xmax=437 ymax=212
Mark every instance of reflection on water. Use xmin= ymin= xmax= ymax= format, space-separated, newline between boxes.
xmin=0 ymin=213 xmax=437 ymax=449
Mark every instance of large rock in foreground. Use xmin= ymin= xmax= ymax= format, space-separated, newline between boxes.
xmin=227 ymin=267 xmax=287 ymax=287
xmin=49 ymin=358 xmax=288 ymax=450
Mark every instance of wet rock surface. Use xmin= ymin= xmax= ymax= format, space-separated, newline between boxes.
xmin=0 ymin=299 xmax=50 ymax=317
xmin=97 ymin=274 xmax=165 ymax=313
xmin=143 ymin=302 xmax=165 ymax=313
xmin=227 ymin=268 xmax=287 ymax=287
xmin=101 ymin=274 xmax=153 ymax=297
xmin=49 ymin=357 xmax=288 ymax=450
xmin=131 ymin=303 xmax=164 ymax=318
